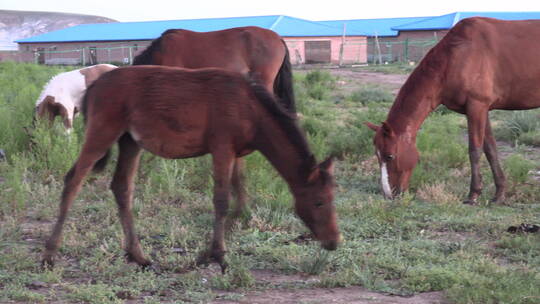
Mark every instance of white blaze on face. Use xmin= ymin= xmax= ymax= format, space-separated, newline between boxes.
xmin=377 ymin=151 xmax=392 ymax=198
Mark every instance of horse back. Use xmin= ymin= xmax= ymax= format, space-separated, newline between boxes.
xmin=135 ymin=27 xmax=285 ymax=79
xmin=83 ymin=66 xmax=260 ymax=159
xmin=435 ymin=17 xmax=540 ymax=110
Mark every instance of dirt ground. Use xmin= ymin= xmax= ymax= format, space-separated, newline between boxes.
xmin=327 ymin=68 xmax=409 ymax=94
xmin=211 ymin=270 xmax=446 ymax=304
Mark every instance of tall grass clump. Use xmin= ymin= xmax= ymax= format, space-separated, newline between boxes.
xmin=504 ymin=154 xmax=536 ymax=185
xmin=300 ymin=69 xmax=336 ymax=101
xmin=0 ymin=62 xmax=74 ymax=157
xmin=494 ymin=110 xmax=540 ymax=146
xmin=348 ymin=84 xmax=393 ymax=105
xmin=411 ymin=113 xmax=468 ymax=189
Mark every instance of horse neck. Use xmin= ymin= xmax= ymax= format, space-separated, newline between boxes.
xmin=386 ymin=68 xmax=444 ymax=139
xmin=254 ymin=118 xmax=313 ymax=190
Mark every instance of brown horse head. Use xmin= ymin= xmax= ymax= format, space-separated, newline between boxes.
xmin=366 ymin=122 xmax=419 ymax=199
xmin=293 ymin=156 xmax=340 ymax=250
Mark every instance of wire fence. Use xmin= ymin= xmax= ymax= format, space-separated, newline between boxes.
xmin=6 ymin=37 xmax=440 ymax=66
xmin=30 ymin=44 xmax=150 ymax=66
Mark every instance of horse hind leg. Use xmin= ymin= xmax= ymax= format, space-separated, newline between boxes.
xmin=42 ymin=133 xmax=118 ymax=268
xmin=109 ymin=134 xmax=150 ymax=266
xmin=483 ymin=117 xmax=506 ymax=204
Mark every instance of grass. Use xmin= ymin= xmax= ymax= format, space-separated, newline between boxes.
xmin=0 ymin=63 xmax=539 ymax=303
xmin=493 ymin=109 xmax=540 ymax=147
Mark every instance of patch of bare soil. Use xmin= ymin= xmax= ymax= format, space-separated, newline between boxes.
xmin=332 ymin=69 xmax=407 ymax=91
xmin=327 ymin=68 xmax=408 ymax=95
xmin=212 ymin=270 xmax=446 ymax=304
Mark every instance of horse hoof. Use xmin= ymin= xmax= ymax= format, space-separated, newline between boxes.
xmin=41 ymin=257 xmax=55 ymax=270
xmin=490 ymin=197 xmax=506 ymax=205
xmin=196 ymin=250 xmax=227 ymax=274
xmin=462 ymin=199 xmax=478 ymax=205
xmin=196 ymin=251 xmax=211 ymax=267
xmin=219 ymin=261 xmax=228 ymax=274
xmin=124 ymin=252 xmax=152 ymax=268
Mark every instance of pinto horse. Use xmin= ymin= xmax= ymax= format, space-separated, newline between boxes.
xmin=35 ymin=64 xmax=117 ymax=130
xmin=42 ymin=66 xmax=339 ymax=272
xmin=133 ymin=27 xmax=296 ymax=219
xmin=366 ymin=17 xmax=540 ymax=204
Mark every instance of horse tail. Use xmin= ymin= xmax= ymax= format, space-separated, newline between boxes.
xmin=80 ymin=82 xmax=111 ymax=173
xmin=273 ymin=39 xmax=296 ymax=114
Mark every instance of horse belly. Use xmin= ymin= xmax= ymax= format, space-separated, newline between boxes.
xmin=129 ymin=126 xmax=208 ymax=159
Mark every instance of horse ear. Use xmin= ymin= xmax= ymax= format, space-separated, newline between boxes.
xmin=319 ymin=157 xmax=334 ymax=175
xmin=381 ymin=122 xmax=395 ymax=138
xmin=306 ymin=168 xmax=320 ymax=184
xmin=36 ymin=95 xmax=57 ymax=123
xmin=364 ymin=122 xmax=380 ymax=132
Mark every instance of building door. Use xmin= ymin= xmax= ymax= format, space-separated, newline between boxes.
xmin=89 ymin=47 xmax=97 ymax=65
xmin=305 ymin=41 xmax=331 ymax=64
xmin=36 ymin=48 xmax=45 ymax=64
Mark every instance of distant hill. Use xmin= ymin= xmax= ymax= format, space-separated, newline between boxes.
xmin=0 ymin=10 xmax=116 ymax=50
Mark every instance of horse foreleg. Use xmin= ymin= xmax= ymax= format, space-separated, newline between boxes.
xmin=197 ymin=150 xmax=235 ymax=274
xmin=110 ymin=134 xmax=149 ymax=266
xmin=483 ymin=117 xmax=506 ymax=204
xmin=463 ymin=105 xmax=488 ymax=205
xmin=42 ymin=150 xmax=106 ymax=268
xmin=226 ymin=157 xmax=247 ymax=230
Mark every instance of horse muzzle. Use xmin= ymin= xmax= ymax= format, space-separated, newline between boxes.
xmin=320 ymin=233 xmax=343 ymax=251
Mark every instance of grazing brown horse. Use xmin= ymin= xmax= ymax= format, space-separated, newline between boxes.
xmin=133 ymin=26 xmax=296 ymax=219
xmin=42 ymin=66 xmax=339 ymax=273
xmin=366 ymin=17 xmax=540 ymax=204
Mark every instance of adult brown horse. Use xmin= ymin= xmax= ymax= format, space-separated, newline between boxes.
xmin=133 ymin=26 xmax=296 ymax=220
xmin=366 ymin=17 xmax=540 ymax=205
xmin=41 ymin=66 xmax=339 ymax=273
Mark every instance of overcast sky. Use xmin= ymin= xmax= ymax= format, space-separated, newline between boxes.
xmin=3 ymin=0 xmax=540 ymax=22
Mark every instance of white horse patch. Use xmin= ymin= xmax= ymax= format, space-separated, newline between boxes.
xmin=377 ymin=151 xmax=392 ymax=198
xmin=35 ymin=64 xmax=117 ymax=129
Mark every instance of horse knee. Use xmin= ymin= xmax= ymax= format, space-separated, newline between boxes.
xmin=213 ymin=196 xmax=229 ymax=218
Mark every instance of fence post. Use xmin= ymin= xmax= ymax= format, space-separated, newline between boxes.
xmin=339 ymin=23 xmax=346 ymax=66
xmin=129 ymin=47 xmax=133 ymax=65
xmin=81 ymin=47 xmax=86 ymax=66
xmin=374 ymin=33 xmax=382 ymax=64
xmin=404 ymin=38 xmax=409 ymax=62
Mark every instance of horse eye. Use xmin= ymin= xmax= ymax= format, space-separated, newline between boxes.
xmin=385 ymin=154 xmax=395 ymax=161
xmin=315 ymin=201 xmax=324 ymax=208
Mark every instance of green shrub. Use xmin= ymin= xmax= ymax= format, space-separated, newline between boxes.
xmin=411 ymin=113 xmax=468 ymax=189
xmin=504 ymin=154 xmax=535 ymax=184
xmin=349 ymin=85 xmax=393 ymax=105
xmin=300 ymin=70 xmax=336 ymax=101
xmin=495 ymin=110 xmax=540 ymax=144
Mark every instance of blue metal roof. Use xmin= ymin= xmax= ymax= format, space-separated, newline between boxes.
xmin=392 ymin=12 xmax=540 ymax=31
xmin=15 ymin=15 xmax=366 ymax=43
xmin=320 ymin=16 xmax=433 ymax=37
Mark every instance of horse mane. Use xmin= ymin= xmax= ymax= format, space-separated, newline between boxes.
xmin=388 ymin=28 xmax=458 ymax=122
xmin=133 ymin=29 xmax=178 ymax=65
xmin=248 ymin=79 xmax=315 ymax=167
